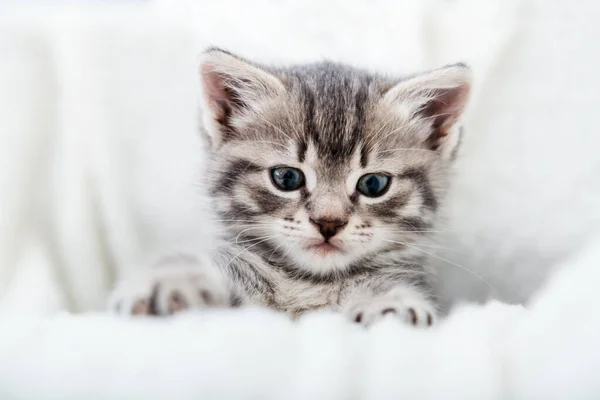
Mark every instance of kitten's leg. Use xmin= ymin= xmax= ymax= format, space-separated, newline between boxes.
xmin=108 ymin=255 xmax=238 ymax=316
xmin=342 ymin=282 xmax=437 ymax=328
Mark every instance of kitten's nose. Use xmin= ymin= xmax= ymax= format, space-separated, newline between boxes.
xmin=310 ymin=218 xmax=348 ymax=240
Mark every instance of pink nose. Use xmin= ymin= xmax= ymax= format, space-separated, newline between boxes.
xmin=309 ymin=218 xmax=348 ymax=240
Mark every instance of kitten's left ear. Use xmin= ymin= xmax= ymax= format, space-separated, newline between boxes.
xmin=383 ymin=63 xmax=472 ymax=157
xmin=199 ymin=47 xmax=286 ymax=148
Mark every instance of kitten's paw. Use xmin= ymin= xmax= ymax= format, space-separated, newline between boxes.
xmin=346 ymin=291 xmax=436 ymax=328
xmin=108 ymin=255 xmax=232 ymax=316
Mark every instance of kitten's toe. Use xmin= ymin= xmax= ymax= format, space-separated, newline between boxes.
xmin=108 ymin=274 xmax=156 ymax=316
xmin=151 ymin=272 xmax=230 ymax=315
xmin=131 ymin=298 xmax=151 ymax=315
xmin=108 ymin=256 xmax=232 ymax=316
xmin=403 ymin=305 xmax=436 ymax=327
xmin=347 ymin=296 xmax=437 ymax=328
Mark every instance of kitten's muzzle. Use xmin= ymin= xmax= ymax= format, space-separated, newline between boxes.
xmin=309 ymin=217 xmax=348 ymax=241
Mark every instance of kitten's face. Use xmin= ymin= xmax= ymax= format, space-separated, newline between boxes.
xmin=201 ymin=49 xmax=471 ymax=275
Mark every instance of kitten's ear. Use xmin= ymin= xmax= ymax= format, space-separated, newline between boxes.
xmin=383 ymin=63 xmax=472 ymax=157
xmin=199 ymin=48 xmax=285 ymax=147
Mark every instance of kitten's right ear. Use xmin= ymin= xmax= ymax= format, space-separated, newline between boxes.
xmin=200 ymin=48 xmax=285 ymax=147
xmin=382 ymin=63 xmax=472 ymax=158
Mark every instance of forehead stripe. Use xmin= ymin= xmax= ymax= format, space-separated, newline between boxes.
xmin=297 ymin=138 xmax=307 ymax=163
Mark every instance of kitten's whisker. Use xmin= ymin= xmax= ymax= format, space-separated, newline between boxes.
xmin=225 ymin=235 xmax=281 ymax=269
xmin=377 ymin=147 xmax=438 ymax=154
xmin=267 ymin=240 xmax=286 ymax=262
xmin=235 ymin=234 xmax=279 ymax=245
xmin=213 ymin=222 xmax=272 ymax=229
xmin=213 ymin=223 xmax=272 ymax=235
xmin=216 ymin=224 xmax=272 ymax=230
xmin=379 ymin=229 xmax=441 ymax=233
xmin=211 ymin=219 xmax=270 ymax=224
xmin=371 ymin=233 xmax=467 ymax=252
xmin=377 ymin=237 xmax=499 ymax=296
xmin=378 ymin=230 xmax=454 ymax=236
xmin=235 ymin=227 xmax=271 ymax=244
xmin=380 ymin=228 xmax=497 ymax=240
xmin=401 ymin=241 xmax=471 ymax=254
xmin=399 ymin=242 xmax=468 ymax=253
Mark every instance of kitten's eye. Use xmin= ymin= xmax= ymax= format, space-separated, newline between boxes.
xmin=356 ymin=173 xmax=391 ymax=197
xmin=271 ymin=167 xmax=305 ymax=191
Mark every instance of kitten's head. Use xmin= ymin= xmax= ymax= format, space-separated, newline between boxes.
xmin=200 ymin=48 xmax=471 ymax=276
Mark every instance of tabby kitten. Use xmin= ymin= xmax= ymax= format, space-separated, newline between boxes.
xmin=110 ymin=48 xmax=472 ymax=327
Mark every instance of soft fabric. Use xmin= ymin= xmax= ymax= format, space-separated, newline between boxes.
xmin=1 ymin=233 xmax=599 ymax=399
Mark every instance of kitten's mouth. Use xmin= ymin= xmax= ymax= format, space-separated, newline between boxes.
xmin=306 ymin=241 xmax=342 ymax=256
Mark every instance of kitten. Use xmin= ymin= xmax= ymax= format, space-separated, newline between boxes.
xmin=109 ymin=48 xmax=472 ymax=327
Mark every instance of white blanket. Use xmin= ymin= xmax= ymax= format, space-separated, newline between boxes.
xmin=1 ymin=234 xmax=599 ymax=399
xmin=2 ymin=0 xmax=600 ymax=398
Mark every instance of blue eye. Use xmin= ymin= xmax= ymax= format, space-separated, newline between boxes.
xmin=356 ymin=173 xmax=391 ymax=197
xmin=271 ymin=167 xmax=305 ymax=191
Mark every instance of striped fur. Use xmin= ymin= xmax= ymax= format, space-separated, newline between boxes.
xmin=110 ymin=49 xmax=472 ymax=326
xmin=196 ymin=48 xmax=472 ymax=321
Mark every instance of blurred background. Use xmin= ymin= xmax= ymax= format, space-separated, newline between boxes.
xmin=0 ymin=0 xmax=598 ymax=315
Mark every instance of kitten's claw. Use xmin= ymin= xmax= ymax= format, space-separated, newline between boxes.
xmin=346 ymin=292 xmax=437 ymax=328
xmin=108 ymin=256 xmax=232 ymax=316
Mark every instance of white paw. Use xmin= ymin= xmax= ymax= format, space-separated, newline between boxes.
xmin=108 ymin=255 xmax=232 ymax=316
xmin=346 ymin=290 xmax=437 ymax=328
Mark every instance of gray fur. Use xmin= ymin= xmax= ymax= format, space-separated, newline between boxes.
xmin=199 ymin=48 xmax=471 ymax=319
xmin=111 ymin=48 xmax=472 ymax=327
